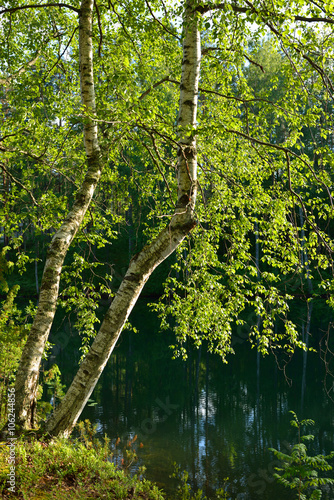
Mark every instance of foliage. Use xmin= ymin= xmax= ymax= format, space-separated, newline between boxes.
xmin=170 ymin=464 xmax=229 ymax=500
xmin=269 ymin=411 xmax=334 ymax=499
xmin=42 ymin=364 xmax=66 ymax=406
xmin=77 ymin=419 xmax=143 ymax=473
xmin=0 ymin=420 xmax=231 ymax=499
xmin=0 ymin=284 xmax=28 ymax=427
xmin=37 ymin=364 xmax=67 ymax=422
xmin=3 ymin=0 xmax=334 ymax=361
xmin=2 ymin=0 xmax=334 ymax=434
xmin=0 ymin=435 xmax=164 ymax=499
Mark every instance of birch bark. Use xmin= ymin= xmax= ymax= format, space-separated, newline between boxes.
xmin=15 ymin=0 xmax=102 ymax=429
xmin=46 ymin=3 xmax=201 ymax=437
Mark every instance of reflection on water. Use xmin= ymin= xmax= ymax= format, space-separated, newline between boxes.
xmin=55 ymin=302 xmax=334 ymax=499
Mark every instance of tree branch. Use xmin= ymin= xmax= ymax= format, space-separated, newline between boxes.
xmin=244 ymin=53 xmax=264 ymax=73
xmin=94 ymin=0 xmax=103 ymax=57
xmin=139 ymin=76 xmax=171 ymax=100
xmin=144 ymin=0 xmax=180 ymax=40
xmin=0 ymin=52 xmax=41 ymax=86
xmin=201 ymin=46 xmax=264 ymax=72
xmin=226 ymin=127 xmax=304 ymax=159
xmin=265 ymin=20 xmax=334 ymax=98
xmin=0 ymin=143 xmax=48 ymax=162
xmin=140 ymin=139 xmax=174 ymax=207
xmin=0 ymin=3 xmax=80 ymax=15
xmin=227 ymin=127 xmax=334 ymax=210
xmin=294 ymin=15 xmax=334 ymax=25
xmin=195 ymin=1 xmax=334 ymax=24
xmin=108 ymin=2 xmax=142 ymax=60
xmin=43 ymin=28 xmax=78 ymax=82
xmin=285 ymin=152 xmax=333 ymax=254
xmin=0 ymin=162 xmax=38 ymax=205
xmin=166 ymin=77 xmax=296 ymax=118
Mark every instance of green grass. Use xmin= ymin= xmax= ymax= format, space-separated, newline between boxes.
xmin=0 ymin=437 xmax=164 ymax=500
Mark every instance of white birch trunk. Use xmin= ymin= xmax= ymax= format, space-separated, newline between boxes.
xmin=15 ymin=0 xmax=102 ymax=429
xmin=46 ymin=3 xmax=201 ymax=437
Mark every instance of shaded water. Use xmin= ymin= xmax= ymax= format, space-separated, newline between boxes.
xmin=54 ymin=302 xmax=334 ymax=499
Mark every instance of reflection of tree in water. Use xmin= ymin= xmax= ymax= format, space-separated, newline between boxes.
xmin=320 ymin=323 xmax=334 ymax=404
xmin=76 ymin=307 xmax=334 ymax=499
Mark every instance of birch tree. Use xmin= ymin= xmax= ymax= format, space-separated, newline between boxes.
xmin=45 ymin=1 xmax=201 ymax=437
xmin=11 ymin=0 xmax=103 ymax=429
xmin=0 ymin=0 xmax=200 ymax=433
xmin=1 ymin=0 xmax=334 ymax=437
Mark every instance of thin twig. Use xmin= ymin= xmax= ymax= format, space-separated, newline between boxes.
xmin=144 ymin=0 xmax=180 ymax=40
xmin=0 ymin=52 xmax=41 ymax=86
xmin=227 ymin=127 xmax=334 ymax=209
xmin=94 ymin=0 xmax=103 ymax=57
xmin=42 ymin=28 xmax=78 ymax=82
xmin=108 ymin=2 xmax=142 ymax=60
xmin=196 ymin=0 xmax=334 ymax=24
xmin=0 ymin=143 xmax=48 ymax=162
xmin=202 ymin=47 xmax=264 ymax=73
xmin=244 ymin=54 xmax=264 ymax=73
xmin=159 ymin=0 xmax=168 ymax=18
xmin=285 ymin=152 xmax=332 ymax=253
xmin=167 ymin=77 xmax=296 ymax=117
xmin=0 ymin=162 xmax=38 ymax=205
xmin=149 ymin=132 xmax=172 ymax=168
xmin=139 ymin=76 xmax=170 ymax=101
xmin=140 ymin=139 xmax=174 ymax=206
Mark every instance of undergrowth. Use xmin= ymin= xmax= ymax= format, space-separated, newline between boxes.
xmin=0 ymin=432 xmax=164 ymax=500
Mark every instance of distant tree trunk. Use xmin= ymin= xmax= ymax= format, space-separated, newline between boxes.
xmin=299 ymin=205 xmax=313 ymax=410
xmin=35 ymin=240 xmax=39 ymax=302
xmin=46 ymin=2 xmax=201 ymax=437
xmin=301 ymin=301 xmax=312 ymax=410
xmin=3 ymin=169 xmax=9 ymax=247
xmin=14 ymin=0 xmax=102 ymax=429
xmin=127 ymin=204 xmax=134 ymax=262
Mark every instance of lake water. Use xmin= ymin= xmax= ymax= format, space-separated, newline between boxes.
xmin=53 ymin=300 xmax=334 ymax=499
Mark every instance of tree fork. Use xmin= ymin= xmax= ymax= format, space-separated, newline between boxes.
xmin=46 ymin=2 xmax=201 ymax=437
xmin=46 ymin=220 xmax=195 ymax=436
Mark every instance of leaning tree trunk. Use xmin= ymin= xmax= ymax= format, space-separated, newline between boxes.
xmin=15 ymin=0 xmax=102 ymax=429
xmin=46 ymin=3 xmax=201 ymax=437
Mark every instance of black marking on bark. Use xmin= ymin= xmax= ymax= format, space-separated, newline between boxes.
xmin=30 ymin=398 xmax=36 ymax=428
xmin=179 ymin=218 xmax=196 ymax=230
xmin=41 ymin=267 xmax=58 ymax=292
xmin=130 ymin=252 xmax=141 ymax=262
xmin=177 ymin=194 xmax=190 ymax=207
xmin=183 ymin=99 xmax=194 ymax=107
xmin=171 ymin=218 xmax=196 ymax=233
xmin=184 ymin=146 xmax=195 ymax=158
xmin=123 ymin=274 xmax=139 ymax=282
xmin=185 ymin=220 xmax=196 ymax=231
xmin=76 ymin=192 xmax=90 ymax=206
xmin=49 ymin=237 xmax=64 ymax=254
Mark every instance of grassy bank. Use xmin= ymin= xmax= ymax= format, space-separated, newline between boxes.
xmin=0 ymin=436 xmax=164 ymax=500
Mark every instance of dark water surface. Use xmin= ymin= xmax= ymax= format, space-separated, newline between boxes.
xmin=54 ymin=301 xmax=334 ymax=499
